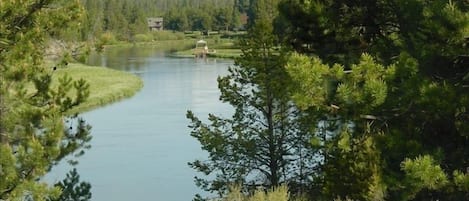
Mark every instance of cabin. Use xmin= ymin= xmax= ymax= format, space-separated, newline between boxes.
xmin=147 ymin=18 xmax=163 ymax=31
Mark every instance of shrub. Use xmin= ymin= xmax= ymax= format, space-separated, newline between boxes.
xmin=95 ymin=32 xmax=117 ymax=51
xmin=151 ymin=31 xmax=184 ymax=40
xmin=134 ymin=33 xmax=152 ymax=42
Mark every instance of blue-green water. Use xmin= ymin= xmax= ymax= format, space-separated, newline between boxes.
xmin=47 ymin=47 xmax=232 ymax=201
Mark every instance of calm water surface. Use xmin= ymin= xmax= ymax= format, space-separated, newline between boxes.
xmin=47 ymin=46 xmax=232 ymax=201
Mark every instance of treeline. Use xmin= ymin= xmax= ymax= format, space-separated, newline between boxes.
xmin=76 ymin=0 xmax=249 ymax=41
xmin=1 ymin=1 xmax=93 ymax=200
xmin=2 ymin=0 xmax=468 ymax=201
xmin=188 ymin=0 xmax=469 ymax=201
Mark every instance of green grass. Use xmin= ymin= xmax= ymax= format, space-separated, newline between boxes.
xmin=105 ymin=39 xmax=195 ymax=52
xmin=169 ymin=38 xmax=242 ymax=59
xmin=224 ymin=185 xmax=308 ymax=201
xmin=209 ymin=48 xmax=242 ymax=59
xmin=53 ymin=63 xmax=143 ymax=114
xmin=170 ymin=48 xmax=242 ymax=59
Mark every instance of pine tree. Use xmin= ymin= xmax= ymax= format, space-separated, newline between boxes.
xmin=280 ymin=0 xmax=469 ymax=200
xmin=187 ymin=0 xmax=315 ymax=197
xmin=50 ymin=169 xmax=91 ymax=201
xmin=285 ymin=53 xmax=393 ymax=200
xmin=0 ymin=1 xmax=92 ymax=200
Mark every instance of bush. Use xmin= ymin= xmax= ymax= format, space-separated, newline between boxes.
xmin=133 ymin=33 xmax=153 ymax=42
xmin=99 ymin=32 xmax=117 ymax=44
xmin=95 ymin=32 xmax=117 ymax=51
xmin=51 ymin=169 xmax=92 ymax=201
xmin=151 ymin=31 xmax=184 ymax=40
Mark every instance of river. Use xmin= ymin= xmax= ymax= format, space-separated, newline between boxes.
xmin=47 ymin=46 xmax=233 ymax=201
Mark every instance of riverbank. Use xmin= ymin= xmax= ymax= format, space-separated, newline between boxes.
xmin=106 ymin=39 xmax=195 ymax=50
xmin=170 ymin=48 xmax=242 ymax=59
xmin=54 ymin=63 xmax=143 ymax=114
xmin=172 ymin=38 xmax=241 ymax=59
xmin=104 ymin=38 xmax=242 ymax=59
xmin=47 ymin=49 xmax=233 ymax=201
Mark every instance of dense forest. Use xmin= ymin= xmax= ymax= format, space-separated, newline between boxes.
xmin=1 ymin=0 xmax=469 ymax=201
xmin=73 ymin=0 xmax=249 ymax=41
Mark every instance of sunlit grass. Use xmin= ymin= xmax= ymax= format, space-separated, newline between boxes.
xmin=108 ymin=39 xmax=195 ymax=50
xmin=223 ymin=185 xmax=308 ymax=201
xmin=171 ymin=48 xmax=241 ymax=59
xmin=171 ymin=44 xmax=242 ymax=59
xmin=210 ymin=48 xmax=242 ymax=59
xmin=53 ymin=63 xmax=143 ymax=114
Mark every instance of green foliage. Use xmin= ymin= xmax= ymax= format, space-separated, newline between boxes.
xmin=0 ymin=0 xmax=93 ymax=200
xmin=285 ymin=53 xmax=337 ymax=111
xmin=50 ymin=168 xmax=91 ymax=201
xmin=79 ymin=0 xmax=243 ymax=41
xmin=320 ymin=126 xmax=385 ymax=201
xmin=281 ymin=0 xmax=469 ymax=200
xmin=224 ymin=185 xmax=293 ymax=201
xmin=286 ymin=53 xmax=394 ymax=114
xmin=453 ymin=171 xmax=469 ymax=192
xmin=279 ymin=0 xmax=469 ymax=65
xmin=401 ymin=155 xmax=448 ymax=200
xmin=133 ymin=34 xmax=153 ymax=42
xmin=151 ymin=31 xmax=185 ymax=41
xmin=187 ymin=0 xmax=315 ymax=198
xmin=336 ymin=54 xmax=395 ymax=111
xmin=95 ymin=32 xmax=118 ymax=51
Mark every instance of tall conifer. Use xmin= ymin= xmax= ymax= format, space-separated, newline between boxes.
xmin=280 ymin=0 xmax=469 ymax=200
xmin=187 ymin=0 xmax=315 ymax=197
xmin=0 ymin=1 xmax=92 ymax=200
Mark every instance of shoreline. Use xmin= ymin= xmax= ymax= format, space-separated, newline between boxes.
xmin=54 ymin=63 xmax=144 ymax=114
xmin=104 ymin=39 xmax=241 ymax=59
xmin=61 ymin=39 xmax=238 ymax=114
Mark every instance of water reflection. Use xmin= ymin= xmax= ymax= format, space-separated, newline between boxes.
xmin=86 ymin=46 xmax=162 ymax=71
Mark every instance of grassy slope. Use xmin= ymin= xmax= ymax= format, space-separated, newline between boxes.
xmin=54 ymin=63 xmax=143 ymax=114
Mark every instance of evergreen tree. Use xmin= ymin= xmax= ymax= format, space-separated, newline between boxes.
xmin=187 ymin=0 xmax=315 ymax=197
xmin=280 ymin=0 xmax=469 ymax=200
xmin=165 ymin=8 xmax=190 ymax=31
xmin=78 ymin=0 xmax=242 ymax=36
xmin=286 ymin=53 xmax=394 ymax=200
xmin=50 ymin=169 xmax=91 ymax=201
xmin=0 ymin=0 xmax=92 ymax=200
xmin=80 ymin=0 xmax=104 ymax=41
